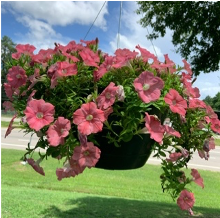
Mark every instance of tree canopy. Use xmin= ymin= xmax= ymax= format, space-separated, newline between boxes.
xmin=1 ymin=36 xmax=16 ymax=76
xmin=1 ymin=36 xmax=16 ymax=106
xmin=136 ymin=1 xmax=220 ymax=76
xmin=203 ymin=92 xmax=220 ymax=112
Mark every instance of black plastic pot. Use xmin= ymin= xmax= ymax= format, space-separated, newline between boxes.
xmin=93 ymin=105 xmax=163 ymax=170
xmin=94 ymin=133 xmax=155 ymax=170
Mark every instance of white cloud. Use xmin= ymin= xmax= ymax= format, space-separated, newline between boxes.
xmin=109 ymin=2 xmax=164 ymax=58
xmin=14 ymin=15 xmax=68 ymax=51
xmin=3 ymin=1 xmax=108 ymax=30
xmin=1 ymin=6 xmax=7 ymax=14
xmin=194 ymin=72 xmax=220 ymax=99
xmin=2 ymin=1 xmax=109 ymax=51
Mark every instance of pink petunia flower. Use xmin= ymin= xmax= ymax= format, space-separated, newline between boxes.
xmin=79 ymin=48 xmax=100 ymax=67
xmin=144 ymin=112 xmax=165 ymax=143
xmin=182 ymin=59 xmax=193 ymax=76
xmin=164 ymin=54 xmax=176 ymax=74
xmin=210 ymin=118 xmax=220 ymax=134
xmin=24 ymin=99 xmax=55 ymax=131
xmin=191 ymin=169 xmax=204 ymax=188
xmin=205 ymin=105 xmax=218 ymax=119
xmin=103 ymin=106 xmax=114 ymax=120
xmin=26 ymin=158 xmax=45 ymax=176
xmin=56 ymin=159 xmax=85 ymax=181
xmin=136 ymin=45 xmax=157 ymax=63
xmin=47 ymin=117 xmax=71 ymax=146
xmin=189 ymin=99 xmax=206 ymax=109
xmin=3 ymin=101 xmax=15 ymax=112
xmin=166 ymin=152 xmax=182 ymax=162
xmin=205 ymin=137 xmax=215 ymax=150
xmin=93 ymin=55 xmax=114 ymax=81
xmin=176 ymin=146 xmax=189 ymax=158
xmin=72 ymin=142 xmax=101 ymax=168
xmin=177 ymin=190 xmax=195 ymax=212
xmin=198 ymin=149 xmax=209 ymax=160
xmin=4 ymin=83 xmax=14 ymax=100
xmin=78 ymin=133 xmax=88 ymax=147
xmin=32 ymin=48 xmax=55 ymax=64
xmin=5 ymin=114 xmax=17 ymax=138
xmin=164 ymin=125 xmax=181 ymax=138
xmin=56 ymin=61 xmax=78 ymax=77
xmin=73 ymin=102 xmax=106 ymax=135
xmin=134 ymin=71 xmax=164 ymax=103
xmin=183 ymin=81 xmax=200 ymax=98
xmin=164 ymin=89 xmax=187 ymax=116
xmin=56 ymin=167 xmax=75 ymax=181
xmin=7 ymin=66 xmax=27 ymax=89
xmin=96 ymin=82 xmax=118 ymax=110
xmin=15 ymin=44 xmax=36 ymax=55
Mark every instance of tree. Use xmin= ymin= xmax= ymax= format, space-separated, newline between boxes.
xmin=1 ymin=36 xmax=16 ymax=106
xmin=203 ymin=95 xmax=213 ymax=107
xmin=1 ymin=36 xmax=16 ymax=80
xmin=203 ymin=92 xmax=220 ymax=111
xmin=136 ymin=1 xmax=220 ymax=76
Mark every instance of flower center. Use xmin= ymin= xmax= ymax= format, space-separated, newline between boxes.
xmin=86 ymin=114 xmax=93 ymax=121
xmin=143 ymin=83 xmax=150 ymax=91
xmin=16 ymin=74 xmax=21 ymax=79
xmin=172 ymin=100 xmax=176 ymax=105
xmin=105 ymin=92 xmax=111 ymax=99
xmin=36 ymin=112 xmax=43 ymax=119
xmin=62 ymin=69 xmax=67 ymax=74
xmin=83 ymin=151 xmax=90 ymax=156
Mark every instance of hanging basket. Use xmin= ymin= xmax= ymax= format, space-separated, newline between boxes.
xmin=94 ymin=133 xmax=155 ymax=170
xmin=93 ymin=107 xmax=164 ymax=170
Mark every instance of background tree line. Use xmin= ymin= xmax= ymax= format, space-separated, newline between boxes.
xmin=203 ymin=92 xmax=220 ymax=111
xmin=1 ymin=36 xmax=16 ymax=108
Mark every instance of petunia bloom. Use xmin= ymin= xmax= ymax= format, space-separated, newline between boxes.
xmin=134 ymin=71 xmax=164 ymax=103
xmin=191 ymin=169 xmax=204 ymax=188
xmin=73 ymin=102 xmax=106 ymax=135
xmin=164 ymin=89 xmax=187 ymax=116
xmin=24 ymin=99 xmax=55 ymax=131
xmin=144 ymin=112 xmax=165 ymax=143
xmin=5 ymin=114 xmax=17 ymax=138
xmin=56 ymin=159 xmax=85 ymax=181
xmin=47 ymin=117 xmax=71 ymax=146
xmin=96 ymin=82 xmax=118 ymax=110
xmin=166 ymin=152 xmax=182 ymax=162
xmin=177 ymin=190 xmax=195 ymax=212
xmin=7 ymin=66 xmax=27 ymax=89
xmin=72 ymin=142 xmax=101 ymax=168
xmin=189 ymin=99 xmax=206 ymax=109
xmin=26 ymin=158 xmax=45 ymax=176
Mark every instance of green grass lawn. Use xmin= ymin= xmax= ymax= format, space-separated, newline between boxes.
xmin=1 ymin=148 xmax=220 ymax=218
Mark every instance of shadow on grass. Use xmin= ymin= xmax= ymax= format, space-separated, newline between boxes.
xmin=41 ymin=196 xmax=220 ymax=218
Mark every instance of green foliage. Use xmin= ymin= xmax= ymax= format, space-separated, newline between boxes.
xmin=203 ymin=92 xmax=220 ymax=111
xmin=136 ymin=1 xmax=220 ymax=75
xmin=1 ymin=36 xmax=16 ymax=72
xmin=1 ymin=35 xmax=17 ymax=106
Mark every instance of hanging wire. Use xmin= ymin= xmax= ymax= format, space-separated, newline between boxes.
xmin=117 ymin=1 xmax=123 ymax=49
xmin=83 ymin=1 xmax=107 ymax=40
xmin=146 ymin=26 xmax=158 ymax=58
xmin=140 ymin=13 xmax=158 ymax=58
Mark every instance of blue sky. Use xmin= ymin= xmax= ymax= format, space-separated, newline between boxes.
xmin=1 ymin=1 xmax=220 ymax=99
